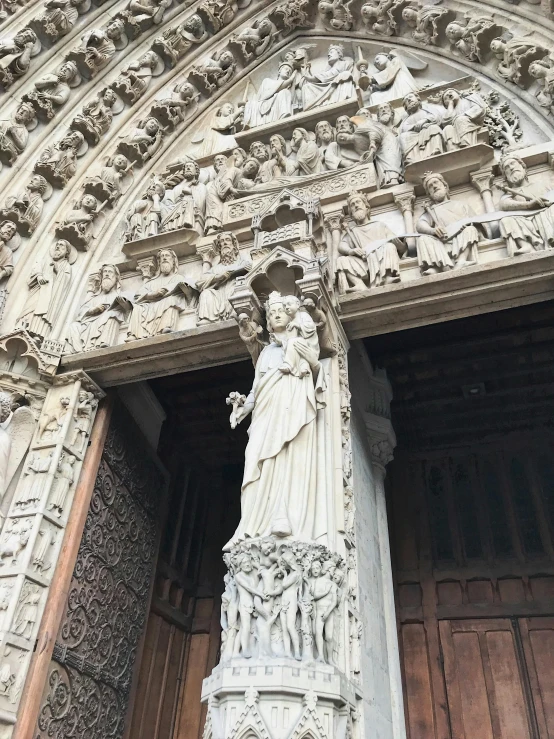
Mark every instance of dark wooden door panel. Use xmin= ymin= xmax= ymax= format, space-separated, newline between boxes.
xmin=520 ymin=617 xmax=554 ymax=739
xmin=440 ymin=619 xmax=533 ymax=739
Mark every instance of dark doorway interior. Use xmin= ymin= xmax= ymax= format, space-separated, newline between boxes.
xmin=365 ymin=301 xmax=554 ymax=739
xmin=128 ymin=360 xmax=253 ymax=739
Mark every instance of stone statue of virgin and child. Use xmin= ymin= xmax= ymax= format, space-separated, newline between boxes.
xmin=227 ymin=291 xmax=327 ymax=550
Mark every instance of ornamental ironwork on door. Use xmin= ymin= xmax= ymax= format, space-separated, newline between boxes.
xmin=35 ymin=400 xmax=167 ymax=739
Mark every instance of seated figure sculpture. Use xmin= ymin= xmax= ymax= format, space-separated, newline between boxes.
xmin=243 ymin=61 xmax=295 ymax=128
xmin=127 ymin=248 xmax=197 ymax=340
xmin=124 ymin=178 xmax=165 ymax=242
xmin=440 ymin=88 xmax=487 ymax=151
xmin=417 ymin=171 xmax=481 ymax=269
xmin=337 ymin=190 xmax=404 ymax=293
xmin=496 ymin=153 xmax=554 ymax=255
xmin=161 ymin=160 xmax=207 ymax=235
xmin=197 ymin=232 xmax=251 ymax=324
xmin=301 ymin=43 xmax=356 ymax=111
xmin=399 ymin=92 xmax=444 ymax=165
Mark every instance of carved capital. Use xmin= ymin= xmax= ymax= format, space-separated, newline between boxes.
xmin=470 ymin=167 xmax=494 ymax=195
xmin=393 ymin=187 xmax=416 ymax=215
xmin=323 ymin=211 xmax=343 ymax=233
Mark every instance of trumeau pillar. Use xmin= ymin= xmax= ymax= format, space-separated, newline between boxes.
xmin=0 ymin=330 xmax=104 ymax=737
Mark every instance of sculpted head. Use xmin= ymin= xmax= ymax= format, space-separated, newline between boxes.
xmin=0 ymin=221 xmax=17 ymax=243
xmin=184 ymin=160 xmax=200 ymax=184
xmin=213 ymin=153 xmax=227 ymax=173
xmin=260 ymin=537 xmax=276 ymax=556
xmin=315 ymin=120 xmax=334 ymax=146
xmin=183 ymin=14 xmax=203 ymax=33
xmin=101 ymin=88 xmax=117 ymax=108
xmin=215 ymin=231 xmax=239 ymax=265
xmin=374 ymin=53 xmax=390 ymax=71
xmin=283 ymin=295 xmax=301 ymax=316
xmin=144 ymin=118 xmax=160 ymax=137
xmin=58 ymin=61 xmax=78 ymax=83
xmin=422 ymin=171 xmax=450 ymax=203
xmin=529 ymin=61 xmax=549 ymax=80
xmin=445 ymin=21 xmax=464 ymax=42
xmin=81 ymin=194 xmax=97 ymax=212
xmin=327 ymin=43 xmax=344 ymax=63
xmin=500 ymin=153 xmax=527 ymax=186
xmin=51 ymin=239 xmax=71 ymax=260
xmin=278 ymin=62 xmax=293 ymax=80
xmin=61 ymin=130 xmax=84 ymax=151
xmin=106 ymin=18 xmax=124 ymax=38
xmin=249 ymin=141 xmax=269 ymax=163
xmin=158 ymin=248 xmax=178 ymax=276
xmin=490 ymin=38 xmax=506 ymax=56
xmin=269 ymin=134 xmax=286 ymax=153
xmin=0 ymin=393 xmax=12 ymax=424
xmin=14 ymin=102 xmax=35 ymax=125
xmin=291 ymin=128 xmax=308 ymax=149
xmin=220 ymin=50 xmax=235 ymax=68
xmin=377 ymin=103 xmax=394 ymax=125
xmin=113 ymin=154 xmax=128 ymax=171
xmin=100 ymin=263 xmax=120 ymax=292
xmin=266 ymin=292 xmax=289 ymax=333
xmin=403 ymin=92 xmax=421 ymax=114
xmin=232 ymin=147 xmax=246 ymax=167
xmin=310 ymin=560 xmax=322 ymax=577
xmin=15 ymin=28 xmax=36 ymax=46
xmin=336 ymin=115 xmax=354 ymax=134
xmin=241 ymin=157 xmax=259 ymax=179
xmin=347 ymin=190 xmax=371 ymax=224
xmin=147 ymin=178 xmax=165 ymax=199
xmin=218 ymin=102 xmax=234 ymax=117
xmin=442 ymin=88 xmax=460 ymax=106
xmin=238 ymin=554 xmax=253 ymax=572
xmin=28 ymin=175 xmax=48 ymax=195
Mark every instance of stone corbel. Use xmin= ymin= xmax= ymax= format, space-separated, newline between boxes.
xmin=470 ymin=167 xmax=495 ymax=213
xmin=228 ymin=276 xmax=263 ymax=322
xmin=393 ymin=186 xmax=416 ymax=257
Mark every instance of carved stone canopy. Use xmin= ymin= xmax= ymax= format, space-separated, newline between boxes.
xmin=252 ymin=189 xmax=321 ymax=233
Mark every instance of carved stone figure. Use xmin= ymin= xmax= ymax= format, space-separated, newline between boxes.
xmin=368 ymin=51 xmax=418 ymax=105
xmin=350 ymin=617 xmax=362 ymax=677
xmin=66 ymin=264 xmax=128 ymax=352
xmin=350 ymin=106 xmax=403 ymax=186
xmin=491 ymin=37 xmax=546 ymax=87
xmin=35 ymin=130 xmax=85 ymax=187
xmin=270 ymin=0 xmax=314 ymax=32
xmin=440 ymin=88 xmax=486 ymax=151
xmin=337 ymin=190 xmax=404 ymax=293
xmin=1 ymin=174 xmax=49 ymax=235
xmin=122 ymin=0 xmax=172 ymax=34
xmin=161 ymin=161 xmax=206 ymax=235
xmin=38 ymin=396 xmax=70 ymax=441
xmin=112 ymin=50 xmax=163 ymax=104
xmin=35 ymin=0 xmax=88 ymax=43
xmin=360 ymin=0 xmax=408 ymax=36
xmin=529 ymin=59 xmax=554 ymax=116
xmin=124 ymin=178 xmax=165 ymax=241
xmin=22 ymin=60 xmax=80 ymax=119
xmin=71 ymin=88 xmax=120 ymax=145
xmin=70 ymin=390 xmax=96 ymax=452
xmin=301 ymin=43 xmax=355 ymax=111
xmin=0 ymin=518 xmax=31 ymax=565
xmin=197 ymin=232 xmax=251 ymax=324
xmin=402 ymin=5 xmax=455 ymax=46
xmin=237 ymin=313 xmax=266 ymax=365
xmin=227 ymin=291 xmax=326 ymax=546
xmin=151 ymin=81 xmax=199 ymax=128
xmin=0 ymin=392 xmax=34 ymax=502
xmin=56 ymin=194 xmax=100 ymax=249
xmin=33 ymin=527 xmax=55 ymax=572
xmin=48 ymin=453 xmax=75 ymax=517
xmin=118 ymin=117 xmax=163 ymax=164
xmin=250 ymin=139 xmax=280 ymax=183
xmin=0 ymin=221 xmax=16 ymax=289
xmin=445 ymin=16 xmax=502 ymax=63
xmin=14 ymin=451 xmax=52 ymax=508
xmin=17 ymin=239 xmax=75 ymax=342
xmin=243 ymin=61 xmax=295 ymax=130
xmin=318 ymin=0 xmax=353 ymax=31
xmin=496 ymin=153 xmax=554 ymax=255
xmin=0 ymin=102 xmax=37 ymax=166
xmin=127 ymin=248 xmax=197 ymax=340
xmin=230 ymin=19 xmax=276 ymax=62
xmin=70 ymin=20 xmax=125 ymax=77
xmin=152 ymin=14 xmax=208 ymax=67
xmin=289 ymin=127 xmax=323 ymax=175
xmin=399 ymin=92 xmax=444 ymax=164
xmin=418 ymin=171 xmax=480 ymax=268
xmin=204 ymin=154 xmax=241 ymax=233
xmin=197 ymin=0 xmax=239 ymax=32
xmin=13 ymin=586 xmax=40 ymax=638
xmin=84 ymin=154 xmax=130 ymax=204
xmin=0 ymin=29 xmax=40 ymax=89
xmin=220 ymin=569 xmax=239 ymax=659
xmin=190 ymin=50 xmax=236 ymax=94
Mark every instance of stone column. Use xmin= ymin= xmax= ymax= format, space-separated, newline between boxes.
xmin=393 ymin=187 xmax=417 ymax=258
xmin=323 ymin=211 xmax=343 ymax=285
xmin=348 ymin=342 xmax=407 ymax=739
xmin=470 ymin=167 xmax=495 ymax=213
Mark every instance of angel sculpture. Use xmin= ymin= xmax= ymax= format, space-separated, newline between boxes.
xmin=490 ymin=35 xmax=547 ymax=87
xmin=360 ymin=0 xmax=410 ymax=37
xmin=367 ymin=50 xmax=422 ymax=105
xmin=445 ymin=15 xmax=504 ymax=64
xmin=189 ymin=50 xmax=236 ymax=95
xmin=318 ymin=0 xmax=354 ymax=31
xmin=0 ymin=392 xmax=35 ymax=503
xmin=55 ymin=194 xmax=103 ymax=250
xmin=529 ymin=58 xmax=554 ymax=115
xmin=402 ymin=5 xmax=456 ymax=46
xmin=230 ymin=19 xmax=276 ymax=62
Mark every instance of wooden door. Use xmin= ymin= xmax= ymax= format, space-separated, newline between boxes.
xmin=439 ymin=619 xmax=536 ymax=739
xmin=519 ymin=617 xmax=554 ymax=739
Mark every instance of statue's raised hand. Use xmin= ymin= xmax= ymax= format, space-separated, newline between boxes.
xmin=226 ymin=391 xmax=247 ymax=429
